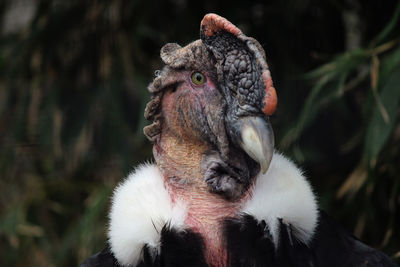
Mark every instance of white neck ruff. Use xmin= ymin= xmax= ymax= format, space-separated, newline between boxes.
xmin=108 ymin=152 xmax=318 ymax=266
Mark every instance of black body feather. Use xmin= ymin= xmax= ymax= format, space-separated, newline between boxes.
xmin=138 ymin=226 xmax=208 ymax=267
xmin=310 ymin=211 xmax=396 ymax=267
xmin=80 ymin=211 xmax=396 ymax=267
xmin=79 ymin=247 xmax=120 ymax=267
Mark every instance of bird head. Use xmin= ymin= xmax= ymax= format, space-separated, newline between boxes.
xmin=144 ymin=14 xmax=277 ymax=199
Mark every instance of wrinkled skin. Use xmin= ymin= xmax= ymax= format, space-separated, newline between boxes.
xmin=153 ymin=64 xmax=256 ymax=199
xmin=145 ymin=14 xmax=277 ymax=199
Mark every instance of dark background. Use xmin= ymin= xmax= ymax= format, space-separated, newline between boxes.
xmin=0 ymin=0 xmax=399 ymax=266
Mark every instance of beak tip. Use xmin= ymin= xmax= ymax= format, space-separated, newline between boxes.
xmin=261 ymin=162 xmax=269 ymax=174
xmin=238 ymin=116 xmax=274 ymax=175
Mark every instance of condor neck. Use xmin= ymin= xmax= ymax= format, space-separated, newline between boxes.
xmin=153 ymin=130 xmax=209 ymax=190
xmin=153 ymin=130 xmax=245 ymax=267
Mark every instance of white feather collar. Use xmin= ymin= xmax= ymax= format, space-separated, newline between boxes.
xmin=108 ymin=152 xmax=318 ymax=266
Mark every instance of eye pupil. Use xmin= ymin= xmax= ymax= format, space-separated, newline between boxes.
xmin=191 ymin=72 xmax=206 ymax=85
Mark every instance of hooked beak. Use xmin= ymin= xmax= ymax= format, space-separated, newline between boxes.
xmin=237 ymin=116 xmax=274 ymax=174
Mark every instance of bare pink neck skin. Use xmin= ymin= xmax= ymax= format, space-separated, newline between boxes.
xmin=154 ymin=131 xmax=248 ymax=267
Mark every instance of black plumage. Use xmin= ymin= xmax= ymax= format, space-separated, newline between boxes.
xmin=80 ymin=211 xmax=396 ymax=267
xmin=310 ymin=211 xmax=396 ymax=267
xmin=139 ymin=226 xmax=208 ymax=267
xmin=80 ymin=247 xmax=120 ymax=267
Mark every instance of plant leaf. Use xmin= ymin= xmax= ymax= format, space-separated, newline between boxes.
xmin=371 ymin=2 xmax=400 ymax=46
xmin=365 ymin=65 xmax=400 ymax=168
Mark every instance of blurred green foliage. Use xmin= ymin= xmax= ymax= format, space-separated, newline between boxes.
xmin=0 ymin=0 xmax=399 ymax=266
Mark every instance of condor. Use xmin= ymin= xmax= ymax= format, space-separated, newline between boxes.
xmin=80 ymin=14 xmax=396 ymax=267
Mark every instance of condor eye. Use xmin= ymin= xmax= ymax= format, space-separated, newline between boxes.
xmin=191 ymin=72 xmax=206 ymax=85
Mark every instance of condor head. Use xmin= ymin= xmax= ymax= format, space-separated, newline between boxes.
xmin=144 ymin=14 xmax=277 ymax=199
